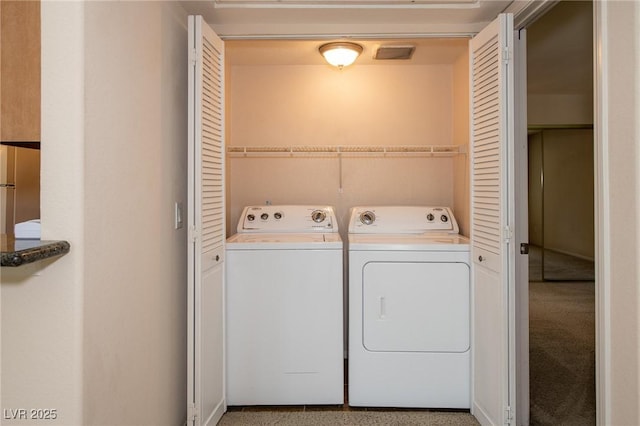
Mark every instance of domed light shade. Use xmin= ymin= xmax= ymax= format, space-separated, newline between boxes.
xmin=319 ymin=42 xmax=363 ymax=69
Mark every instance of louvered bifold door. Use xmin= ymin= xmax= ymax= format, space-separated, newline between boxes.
xmin=187 ymin=15 xmax=225 ymax=426
xmin=469 ymin=13 xmax=516 ymax=426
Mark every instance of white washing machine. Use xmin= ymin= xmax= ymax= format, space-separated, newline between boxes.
xmin=226 ymin=205 xmax=343 ymax=406
xmin=348 ymin=206 xmax=470 ymax=408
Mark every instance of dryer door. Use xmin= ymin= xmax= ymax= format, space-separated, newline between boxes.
xmin=362 ymin=261 xmax=470 ymax=353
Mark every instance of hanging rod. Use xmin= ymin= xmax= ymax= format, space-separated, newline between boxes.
xmin=227 ymin=145 xmax=466 ymax=157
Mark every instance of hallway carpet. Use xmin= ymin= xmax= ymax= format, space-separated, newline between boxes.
xmin=529 ymin=280 xmax=596 ymax=425
xmin=528 ymin=246 xmax=595 ymax=282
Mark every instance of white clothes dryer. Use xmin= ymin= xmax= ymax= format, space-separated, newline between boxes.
xmin=226 ymin=205 xmax=343 ymax=406
xmin=348 ymin=206 xmax=470 ymax=409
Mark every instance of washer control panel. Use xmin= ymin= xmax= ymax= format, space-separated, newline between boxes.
xmin=349 ymin=206 xmax=459 ymax=234
xmin=238 ymin=205 xmax=338 ymax=233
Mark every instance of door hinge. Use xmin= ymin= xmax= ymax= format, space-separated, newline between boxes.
xmin=505 ymin=406 xmax=513 ymax=424
xmin=502 ymin=46 xmax=512 ymax=63
xmin=504 ymin=226 xmax=513 ymax=243
xmin=520 ymin=242 xmax=530 ymax=255
xmin=188 ymin=402 xmax=198 ymax=423
xmin=189 ymin=226 xmax=199 ymax=243
xmin=189 ymin=48 xmax=198 ymax=67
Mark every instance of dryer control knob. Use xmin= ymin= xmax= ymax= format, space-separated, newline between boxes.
xmin=261 ymin=213 xmax=269 ymax=220
xmin=441 ymin=214 xmax=449 ymax=223
xmin=360 ymin=211 xmax=376 ymax=225
xmin=426 ymin=213 xmax=435 ymax=221
xmin=247 ymin=214 xmax=255 ymax=222
xmin=274 ymin=212 xmax=283 ymax=220
xmin=311 ymin=210 xmax=326 ymax=223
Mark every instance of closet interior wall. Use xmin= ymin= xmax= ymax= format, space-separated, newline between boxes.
xmin=225 ymin=43 xmax=471 ymax=239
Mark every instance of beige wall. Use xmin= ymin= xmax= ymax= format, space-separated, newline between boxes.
xmin=82 ymin=2 xmax=188 ymax=424
xmin=2 ymin=2 xmax=189 ymax=425
xmin=226 ymin=60 xmax=469 ymax=237
xmin=452 ymin=47 xmax=470 ymax=236
xmin=528 ymin=94 xmax=593 ymax=126
xmin=600 ymin=1 xmax=640 ymax=424
xmin=2 ymin=2 xmax=85 ymax=424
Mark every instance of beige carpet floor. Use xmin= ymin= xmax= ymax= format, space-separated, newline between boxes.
xmin=219 ymin=410 xmax=479 ymax=425
xmin=529 ymin=245 xmax=595 ymax=282
xmin=529 ymin=280 xmax=596 ymax=425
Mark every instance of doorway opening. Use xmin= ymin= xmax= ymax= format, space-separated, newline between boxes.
xmin=525 ymin=1 xmax=595 ymax=424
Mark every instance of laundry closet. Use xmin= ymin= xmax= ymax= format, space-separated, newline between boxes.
xmin=189 ymin=13 xmax=517 ymax=424
xmin=223 ymin=38 xmax=471 ymax=238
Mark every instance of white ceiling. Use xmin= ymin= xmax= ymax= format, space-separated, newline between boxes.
xmin=181 ymin=0 xmax=510 ymax=66
xmin=181 ymin=0 xmax=512 ymax=37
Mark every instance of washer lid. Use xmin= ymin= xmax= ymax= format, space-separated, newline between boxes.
xmin=227 ymin=232 xmax=342 ymax=250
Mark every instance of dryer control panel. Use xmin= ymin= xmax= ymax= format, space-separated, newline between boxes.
xmin=238 ymin=205 xmax=338 ymax=233
xmin=349 ymin=206 xmax=459 ymax=234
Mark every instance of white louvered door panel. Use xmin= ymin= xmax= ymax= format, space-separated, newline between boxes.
xmin=469 ymin=13 xmax=516 ymax=426
xmin=201 ymin=35 xmax=224 ymax=257
xmin=188 ymin=15 xmax=225 ymax=426
xmin=472 ymin=31 xmax=503 ymax=273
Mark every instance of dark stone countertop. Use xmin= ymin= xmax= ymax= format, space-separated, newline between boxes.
xmin=1 ymin=235 xmax=70 ymax=267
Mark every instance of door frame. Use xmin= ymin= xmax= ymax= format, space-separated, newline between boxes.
xmin=592 ymin=3 xmax=609 ymax=425
xmin=509 ymin=1 xmax=606 ymax=424
xmin=512 ymin=26 xmax=529 ymax=426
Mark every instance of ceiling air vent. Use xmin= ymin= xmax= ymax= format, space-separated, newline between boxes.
xmin=374 ymin=45 xmax=416 ymax=60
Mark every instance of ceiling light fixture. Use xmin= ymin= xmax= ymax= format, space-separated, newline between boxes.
xmin=319 ymin=42 xmax=363 ymax=69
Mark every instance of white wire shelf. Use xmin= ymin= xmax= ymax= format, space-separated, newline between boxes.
xmin=227 ymin=145 xmax=467 ymax=158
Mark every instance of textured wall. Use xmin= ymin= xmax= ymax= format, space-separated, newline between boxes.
xmin=2 ymin=2 xmax=85 ymax=424
xmin=2 ymin=2 xmax=190 ymax=426
xmin=226 ymin=62 xmax=468 ymax=237
xmin=82 ymin=2 xmax=188 ymax=424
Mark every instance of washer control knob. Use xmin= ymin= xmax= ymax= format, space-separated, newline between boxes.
xmin=274 ymin=212 xmax=283 ymax=220
xmin=311 ymin=210 xmax=326 ymax=223
xmin=261 ymin=213 xmax=269 ymax=220
xmin=247 ymin=214 xmax=255 ymax=222
xmin=360 ymin=211 xmax=376 ymax=225
xmin=426 ymin=213 xmax=435 ymax=221
xmin=441 ymin=214 xmax=449 ymax=223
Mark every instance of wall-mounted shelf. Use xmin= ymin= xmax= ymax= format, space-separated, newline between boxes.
xmin=227 ymin=145 xmax=467 ymax=158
